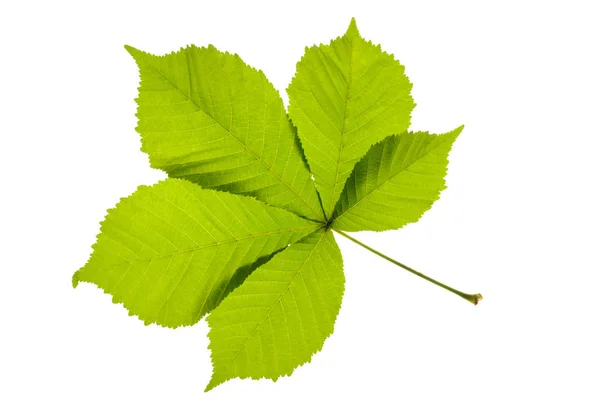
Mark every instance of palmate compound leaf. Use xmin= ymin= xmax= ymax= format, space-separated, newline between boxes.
xmin=287 ymin=18 xmax=415 ymax=219
xmin=332 ymin=127 xmax=463 ymax=232
xmin=74 ymin=17 xmax=476 ymax=393
xmin=126 ymin=44 xmax=324 ymax=222
xmin=205 ymin=229 xmax=344 ymax=391
xmin=72 ymin=178 xmax=320 ymax=327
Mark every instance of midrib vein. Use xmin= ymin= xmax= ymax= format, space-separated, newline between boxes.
xmin=95 ymin=225 xmax=318 ymax=271
xmin=327 ymin=39 xmax=354 ymax=218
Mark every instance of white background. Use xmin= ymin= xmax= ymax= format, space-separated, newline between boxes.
xmin=1 ymin=1 xmax=599 ymax=398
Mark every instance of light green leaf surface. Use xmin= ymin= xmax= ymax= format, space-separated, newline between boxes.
xmin=127 ymin=45 xmax=324 ymax=222
xmin=287 ymin=18 xmax=415 ymax=218
xmin=205 ymin=229 xmax=344 ymax=391
xmin=73 ymin=18 xmax=475 ymax=392
xmin=332 ymin=127 xmax=463 ymax=232
xmin=73 ymin=178 xmax=319 ymax=327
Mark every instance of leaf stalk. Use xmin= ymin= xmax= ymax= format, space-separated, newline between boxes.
xmin=332 ymin=229 xmax=482 ymax=305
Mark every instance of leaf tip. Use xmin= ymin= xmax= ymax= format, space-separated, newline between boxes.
xmin=346 ymin=17 xmax=360 ymax=37
xmin=448 ymin=124 xmax=465 ymax=140
xmin=72 ymin=270 xmax=80 ymax=288
xmin=204 ymin=373 xmax=222 ymax=392
xmin=124 ymin=44 xmax=143 ymax=60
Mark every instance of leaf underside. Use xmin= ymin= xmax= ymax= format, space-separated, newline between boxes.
xmin=127 ymin=44 xmax=324 ymax=222
xmin=287 ymin=18 xmax=415 ymax=219
xmin=205 ymin=229 xmax=344 ymax=391
xmin=73 ymin=178 xmax=319 ymax=327
xmin=332 ymin=127 xmax=463 ymax=231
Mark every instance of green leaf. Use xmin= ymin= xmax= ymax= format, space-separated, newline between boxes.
xmin=332 ymin=127 xmax=463 ymax=232
xmin=126 ymin=45 xmax=324 ymax=222
xmin=287 ymin=18 xmax=415 ymax=219
xmin=205 ymin=229 xmax=344 ymax=391
xmin=74 ymin=18 xmax=480 ymax=393
xmin=73 ymin=178 xmax=319 ymax=327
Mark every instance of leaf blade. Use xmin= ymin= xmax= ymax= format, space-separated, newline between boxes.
xmin=332 ymin=126 xmax=463 ymax=231
xmin=205 ymin=229 xmax=344 ymax=391
xmin=127 ymin=45 xmax=324 ymax=221
xmin=73 ymin=178 xmax=320 ymax=327
xmin=287 ymin=18 xmax=415 ymax=218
